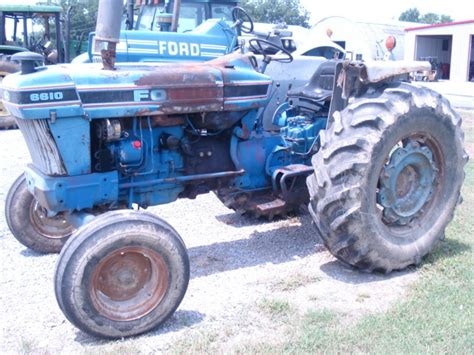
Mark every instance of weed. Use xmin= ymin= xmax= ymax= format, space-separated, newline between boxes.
xmin=271 ymin=272 xmax=321 ymax=292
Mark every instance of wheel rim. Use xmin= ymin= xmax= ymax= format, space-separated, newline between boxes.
xmin=377 ymin=137 xmax=440 ymax=226
xmin=90 ymin=246 xmax=169 ymax=321
xmin=29 ymin=200 xmax=74 ymax=238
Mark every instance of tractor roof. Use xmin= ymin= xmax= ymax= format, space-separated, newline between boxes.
xmin=0 ymin=4 xmax=62 ymax=15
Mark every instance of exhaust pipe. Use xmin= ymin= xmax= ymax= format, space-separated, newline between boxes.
xmin=95 ymin=0 xmax=123 ymax=70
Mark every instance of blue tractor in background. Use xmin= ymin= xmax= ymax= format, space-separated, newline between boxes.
xmin=1 ymin=0 xmax=467 ymax=339
xmin=74 ymin=0 xmax=245 ymax=64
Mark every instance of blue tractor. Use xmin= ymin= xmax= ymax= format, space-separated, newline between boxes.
xmin=2 ymin=0 xmax=467 ymax=339
xmin=74 ymin=0 xmax=247 ymax=64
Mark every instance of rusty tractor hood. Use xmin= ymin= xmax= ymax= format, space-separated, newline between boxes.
xmin=1 ymin=52 xmax=272 ymax=120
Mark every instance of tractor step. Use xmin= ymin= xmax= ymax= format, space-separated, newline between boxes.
xmin=255 ymin=197 xmax=286 ymax=213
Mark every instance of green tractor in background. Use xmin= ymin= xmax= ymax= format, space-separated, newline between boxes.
xmin=0 ymin=4 xmax=65 ymax=128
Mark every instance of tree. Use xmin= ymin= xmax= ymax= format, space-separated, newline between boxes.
xmin=420 ymin=13 xmax=440 ymax=24
xmin=399 ymin=7 xmax=453 ymax=24
xmin=439 ymin=14 xmax=454 ymax=24
xmin=399 ymin=8 xmax=420 ymax=22
xmin=37 ymin=0 xmax=99 ymax=41
xmin=240 ymin=0 xmax=310 ymax=28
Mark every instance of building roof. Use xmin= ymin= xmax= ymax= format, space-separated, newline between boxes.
xmin=405 ymin=20 xmax=474 ymax=32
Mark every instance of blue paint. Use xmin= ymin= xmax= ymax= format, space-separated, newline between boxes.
xmin=4 ymin=49 xmax=330 ymax=219
xmin=48 ymin=117 xmax=91 ymax=175
xmin=24 ymin=167 xmax=118 ymax=213
xmin=88 ymin=19 xmax=237 ymax=64
xmin=378 ymin=141 xmax=437 ymax=225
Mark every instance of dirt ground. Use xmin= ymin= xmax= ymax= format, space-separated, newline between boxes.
xmin=3 ymin=108 xmax=471 ymax=353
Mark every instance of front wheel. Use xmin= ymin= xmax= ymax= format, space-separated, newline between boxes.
xmin=307 ymin=83 xmax=468 ymax=273
xmin=5 ymin=174 xmax=74 ymax=253
xmin=54 ymin=210 xmax=190 ymax=338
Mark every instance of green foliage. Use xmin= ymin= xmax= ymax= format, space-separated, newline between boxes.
xmin=420 ymin=12 xmax=454 ymax=24
xmin=399 ymin=7 xmax=453 ymax=24
xmin=399 ymin=8 xmax=421 ymax=22
xmin=240 ymin=0 xmax=310 ymax=28
xmin=37 ymin=0 xmax=99 ymax=40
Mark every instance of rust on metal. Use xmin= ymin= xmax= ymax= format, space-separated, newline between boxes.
xmin=134 ymin=63 xmax=224 ymax=114
xmin=151 ymin=115 xmax=185 ymax=127
xmin=101 ymin=42 xmax=117 ymax=71
xmin=89 ymin=246 xmax=169 ymax=321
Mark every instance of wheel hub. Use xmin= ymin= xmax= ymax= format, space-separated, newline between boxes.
xmin=29 ymin=201 xmax=74 ymax=238
xmin=90 ymin=246 xmax=169 ymax=321
xmin=378 ymin=140 xmax=437 ymax=225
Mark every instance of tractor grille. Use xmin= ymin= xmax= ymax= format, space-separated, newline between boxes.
xmin=16 ymin=118 xmax=67 ymax=176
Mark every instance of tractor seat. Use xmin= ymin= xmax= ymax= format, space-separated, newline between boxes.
xmin=287 ymin=60 xmax=337 ymax=102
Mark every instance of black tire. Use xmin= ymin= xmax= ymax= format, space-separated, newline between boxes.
xmin=0 ymin=60 xmax=20 ymax=129
xmin=54 ymin=210 xmax=190 ymax=338
xmin=5 ymin=174 xmax=75 ymax=253
xmin=307 ymin=83 xmax=468 ymax=273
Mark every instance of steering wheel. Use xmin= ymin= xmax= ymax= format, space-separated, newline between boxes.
xmin=232 ymin=7 xmax=254 ymax=34
xmin=249 ymin=38 xmax=293 ymax=63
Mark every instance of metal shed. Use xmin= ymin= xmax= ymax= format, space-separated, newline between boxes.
xmin=404 ymin=20 xmax=474 ymax=82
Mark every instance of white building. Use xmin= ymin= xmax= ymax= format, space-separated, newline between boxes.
xmin=404 ymin=20 xmax=474 ymax=82
xmin=309 ymin=16 xmax=417 ymax=61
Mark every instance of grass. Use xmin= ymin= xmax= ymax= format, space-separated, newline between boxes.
xmin=259 ymin=298 xmax=292 ymax=319
xmin=172 ymin=329 xmax=221 ymax=354
xmin=287 ymin=168 xmax=473 ymax=353
xmin=270 ymin=272 xmax=321 ymax=292
xmin=241 ymin=111 xmax=474 ymax=353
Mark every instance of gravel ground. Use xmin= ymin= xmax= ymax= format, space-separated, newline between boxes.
xmin=0 ymin=129 xmax=419 ymax=353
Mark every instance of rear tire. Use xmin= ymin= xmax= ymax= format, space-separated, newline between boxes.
xmin=54 ymin=210 xmax=190 ymax=338
xmin=307 ymin=83 xmax=467 ymax=273
xmin=5 ymin=174 xmax=74 ymax=253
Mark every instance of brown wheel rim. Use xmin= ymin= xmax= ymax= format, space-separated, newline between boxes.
xmin=90 ymin=246 xmax=169 ymax=321
xmin=29 ymin=200 xmax=74 ymax=239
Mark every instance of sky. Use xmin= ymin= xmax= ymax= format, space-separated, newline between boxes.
xmin=300 ymin=0 xmax=472 ymax=24
xmin=0 ymin=0 xmax=471 ymax=25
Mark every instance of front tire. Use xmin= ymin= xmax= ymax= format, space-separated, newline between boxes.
xmin=54 ymin=210 xmax=190 ymax=338
xmin=5 ymin=174 xmax=74 ymax=253
xmin=307 ymin=83 xmax=467 ymax=273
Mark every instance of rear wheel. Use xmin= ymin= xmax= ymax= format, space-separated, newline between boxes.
xmin=307 ymin=83 xmax=467 ymax=273
xmin=54 ymin=210 xmax=190 ymax=338
xmin=0 ymin=60 xmax=19 ymax=129
xmin=5 ymin=174 xmax=74 ymax=253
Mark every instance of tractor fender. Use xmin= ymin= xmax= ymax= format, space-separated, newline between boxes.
xmin=356 ymin=60 xmax=431 ymax=83
xmin=328 ymin=60 xmax=431 ymax=118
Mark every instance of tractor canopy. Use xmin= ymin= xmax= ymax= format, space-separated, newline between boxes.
xmin=0 ymin=4 xmax=64 ymax=62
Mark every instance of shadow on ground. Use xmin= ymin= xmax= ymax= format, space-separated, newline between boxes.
xmin=320 ymin=238 xmax=471 ymax=285
xmin=188 ymin=219 xmax=321 ymax=279
xmin=319 ymin=260 xmax=415 ymax=284
xmin=421 ymin=238 xmax=471 ymax=266
xmin=74 ymin=310 xmax=205 ymax=345
xmin=214 ymin=207 xmax=307 ymax=228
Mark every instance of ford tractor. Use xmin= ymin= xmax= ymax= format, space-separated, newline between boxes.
xmin=2 ymin=0 xmax=467 ymax=339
